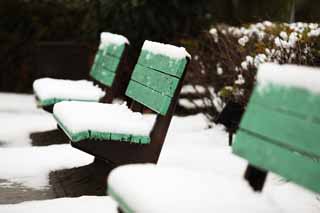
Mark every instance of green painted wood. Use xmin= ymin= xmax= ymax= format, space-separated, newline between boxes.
xmin=250 ymin=84 xmax=320 ymax=121
xmin=125 ymin=80 xmax=172 ymax=115
xmin=37 ymin=97 xmax=99 ymax=107
xmin=233 ymin=130 xmax=320 ymax=193
xmin=54 ymin=115 xmax=150 ymax=144
xmin=131 ymin=64 xmax=179 ymax=97
xmin=90 ymin=46 xmax=122 ymax=85
xmin=101 ymin=55 xmax=121 ymax=73
xmin=103 ymin=43 xmax=125 ymax=58
xmin=108 ymin=187 xmax=134 ymax=213
xmin=91 ymin=69 xmax=115 ymax=87
xmin=240 ymin=103 xmax=320 ymax=158
xmin=54 ymin=114 xmax=89 ymax=142
xmin=137 ymin=50 xmax=187 ymax=78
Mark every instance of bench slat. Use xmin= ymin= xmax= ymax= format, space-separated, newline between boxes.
xmin=90 ymin=47 xmax=123 ymax=86
xmin=131 ymin=64 xmax=179 ymax=97
xmin=233 ymin=130 xmax=320 ymax=193
xmin=251 ymin=84 xmax=320 ymax=121
xmin=240 ymin=103 xmax=320 ymax=158
xmin=125 ymin=80 xmax=172 ymax=115
xmin=90 ymin=68 xmax=115 ymax=87
xmin=137 ymin=50 xmax=187 ymax=78
xmin=104 ymin=43 xmax=125 ymax=58
xmin=98 ymin=54 xmax=120 ymax=73
xmin=55 ymin=115 xmax=150 ymax=144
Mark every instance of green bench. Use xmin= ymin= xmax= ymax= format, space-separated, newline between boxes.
xmin=233 ymin=63 xmax=320 ymax=193
xmin=33 ymin=32 xmax=131 ymax=113
xmin=53 ymin=40 xmax=191 ymax=166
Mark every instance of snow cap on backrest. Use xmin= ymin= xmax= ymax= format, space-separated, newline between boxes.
xmin=100 ymin=32 xmax=129 ymax=47
xmin=142 ymin=40 xmax=191 ymax=60
xmin=257 ymin=63 xmax=320 ymax=94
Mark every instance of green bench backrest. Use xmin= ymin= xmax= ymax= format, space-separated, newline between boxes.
xmin=125 ymin=41 xmax=189 ymax=115
xmin=90 ymin=33 xmax=128 ymax=87
xmin=232 ymin=63 xmax=320 ymax=193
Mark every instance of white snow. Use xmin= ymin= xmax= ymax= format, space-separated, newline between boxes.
xmin=0 ymin=112 xmax=56 ymax=147
xmin=257 ymin=63 xmax=320 ymax=93
xmin=0 ymin=92 xmax=319 ymax=212
xmin=0 ymin=196 xmax=117 ymax=213
xmin=0 ymin=93 xmax=42 ymax=114
xmin=100 ymin=32 xmax=129 ymax=47
xmin=0 ymin=145 xmax=93 ymax=189
xmin=33 ymin=78 xmax=105 ymax=104
xmin=142 ymin=40 xmax=191 ymax=59
xmin=53 ymin=101 xmax=153 ymax=136
xmin=108 ymin=165 xmax=280 ymax=213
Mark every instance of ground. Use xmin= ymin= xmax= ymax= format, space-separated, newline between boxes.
xmin=0 ymin=92 xmax=319 ymax=212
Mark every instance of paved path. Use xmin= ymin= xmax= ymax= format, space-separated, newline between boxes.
xmin=0 ymin=179 xmax=55 ymax=204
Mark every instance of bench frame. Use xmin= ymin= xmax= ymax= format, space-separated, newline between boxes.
xmin=70 ymin=59 xmax=190 ymax=166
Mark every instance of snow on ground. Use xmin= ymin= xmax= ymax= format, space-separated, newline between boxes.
xmin=0 ymin=145 xmax=93 ymax=189
xmin=0 ymin=92 xmax=319 ymax=212
xmin=0 ymin=196 xmax=117 ymax=213
xmin=0 ymin=112 xmax=56 ymax=147
xmin=0 ymin=93 xmax=43 ymax=114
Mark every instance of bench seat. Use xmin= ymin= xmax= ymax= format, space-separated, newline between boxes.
xmin=33 ymin=78 xmax=105 ymax=106
xmin=53 ymin=101 xmax=153 ymax=144
xmin=107 ymin=164 xmax=281 ymax=213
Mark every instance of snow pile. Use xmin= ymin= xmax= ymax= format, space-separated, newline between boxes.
xmin=100 ymin=32 xmax=129 ymax=48
xmin=0 ymin=112 xmax=56 ymax=147
xmin=0 ymin=93 xmax=43 ymax=114
xmin=257 ymin=63 xmax=320 ymax=93
xmin=142 ymin=40 xmax=191 ymax=59
xmin=0 ymin=145 xmax=93 ymax=188
xmin=0 ymin=196 xmax=117 ymax=213
xmin=33 ymin=78 xmax=105 ymax=104
xmin=108 ymin=164 xmax=281 ymax=213
xmin=53 ymin=101 xmax=153 ymax=136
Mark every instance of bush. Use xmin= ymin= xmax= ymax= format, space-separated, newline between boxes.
xmin=180 ymin=22 xmax=320 ymax=120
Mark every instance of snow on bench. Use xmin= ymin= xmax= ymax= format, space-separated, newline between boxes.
xmin=233 ymin=63 xmax=320 ymax=193
xmin=54 ymin=40 xmax=190 ymax=166
xmin=33 ymin=78 xmax=105 ymax=106
xmin=33 ymin=32 xmax=129 ymax=110
xmin=53 ymin=101 xmax=153 ymax=144
xmin=107 ymin=164 xmax=281 ymax=213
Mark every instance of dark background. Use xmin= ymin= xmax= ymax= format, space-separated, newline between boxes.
xmin=0 ymin=0 xmax=319 ymax=93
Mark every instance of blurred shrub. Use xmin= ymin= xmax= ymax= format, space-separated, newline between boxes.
xmin=0 ymin=0 xmax=98 ymax=92
xmin=180 ymin=22 xmax=320 ymax=120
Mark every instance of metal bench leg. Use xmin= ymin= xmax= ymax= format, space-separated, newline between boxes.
xmin=117 ymin=207 xmax=124 ymax=213
xmin=244 ymin=164 xmax=267 ymax=191
xmin=228 ymin=132 xmax=233 ymax=146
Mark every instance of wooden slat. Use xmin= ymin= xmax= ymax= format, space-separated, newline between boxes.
xmin=104 ymin=43 xmax=125 ymax=58
xmin=90 ymin=68 xmax=115 ymax=87
xmin=131 ymin=64 xmax=179 ymax=97
xmin=125 ymin=80 xmax=172 ymax=115
xmin=233 ymin=130 xmax=320 ymax=193
xmin=137 ymin=50 xmax=187 ymax=78
xmin=250 ymin=84 xmax=320 ymax=121
xmin=90 ymin=131 xmax=150 ymax=144
xmin=101 ymin=55 xmax=121 ymax=73
xmin=240 ymin=103 xmax=320 ymax=158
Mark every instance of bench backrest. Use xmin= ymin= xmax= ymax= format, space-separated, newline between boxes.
xmin=125 ymin=40 xmax=190 ymax=115
xmin=90 ymin=32 xmax=129 ymax=87
xmin=232 ymin=63 xmax=320 ymax=193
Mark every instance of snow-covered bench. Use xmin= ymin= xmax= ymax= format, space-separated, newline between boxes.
xmin=108 ymin=165 xmax=284 ymax=213
xmin=107 ymin=63 xmax=320 ymax=213
xmin=233 ymin=63 xmax=320 ymax=193
xmin=33 ymin=32 xmax=130 ymax=113
xmin=53 ymin=40 xmax=191 ymax=165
